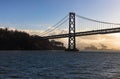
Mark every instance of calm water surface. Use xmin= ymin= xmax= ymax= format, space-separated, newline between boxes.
xmin=0 ymin=51 xmax=120 ymax=79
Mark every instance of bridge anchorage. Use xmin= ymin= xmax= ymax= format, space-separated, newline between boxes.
xmin=65 ymin=12 xmax=78 ymax=51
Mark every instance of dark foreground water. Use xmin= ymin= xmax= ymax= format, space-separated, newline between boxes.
xmin=0 ymin=51 xmax=120 ymax=79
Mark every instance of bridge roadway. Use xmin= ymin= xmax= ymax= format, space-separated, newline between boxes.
xmin=43 ymin=27 xmax=120 ymax=39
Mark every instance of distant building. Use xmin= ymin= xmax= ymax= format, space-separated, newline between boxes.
xmin=50 ymin=40 xmax=65 ymax=50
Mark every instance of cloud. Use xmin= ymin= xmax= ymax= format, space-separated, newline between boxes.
xmin=75 ymin=34 xmax=120 ymax=50
xmin=21 ymin=29 xmax=43 ymax=35
xmin=54 ymin=33 xmax=120 ymax=50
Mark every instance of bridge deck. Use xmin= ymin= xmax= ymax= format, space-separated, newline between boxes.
xmin=43 ymin=27 xmax=120 ymax=39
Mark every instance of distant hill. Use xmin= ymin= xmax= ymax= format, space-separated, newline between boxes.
xmin=0 ymin=28 xmax=65 ymax=50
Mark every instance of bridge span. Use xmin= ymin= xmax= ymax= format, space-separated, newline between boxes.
xmin=44 ymin=27 xmax=120 ymax=39
xmin=42 ymin=12 xmax=120 ymax=51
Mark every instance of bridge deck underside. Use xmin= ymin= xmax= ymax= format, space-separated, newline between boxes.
xmin=43 ymin=27 xmax=120 ymax=39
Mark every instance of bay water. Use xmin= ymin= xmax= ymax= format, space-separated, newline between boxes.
xmin=0 ymin=51 xmax=120 ymax=79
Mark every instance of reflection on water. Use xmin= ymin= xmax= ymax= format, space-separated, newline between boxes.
xmin=0 ymin=51 xmax=120 ymax=79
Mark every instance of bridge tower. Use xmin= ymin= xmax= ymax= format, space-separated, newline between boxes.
xmin=67 ymin=12 xmax=77 ymax=51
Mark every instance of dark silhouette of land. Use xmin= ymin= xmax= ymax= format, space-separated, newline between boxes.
xmin=0 ymin=28 xmax=65 ymax=50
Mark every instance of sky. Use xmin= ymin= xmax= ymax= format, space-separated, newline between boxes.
xmin=0 ymin=0 xmax=120 ymax=30
xmin=1 ymin=0 xmax=120 ymax=50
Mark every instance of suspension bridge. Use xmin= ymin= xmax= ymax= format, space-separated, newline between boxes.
xmin=41 ymin=12 xmax=120 ymax=51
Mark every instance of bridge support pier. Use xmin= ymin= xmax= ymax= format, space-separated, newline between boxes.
xmin=66 ymin=12 xmax=78 ymax=51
